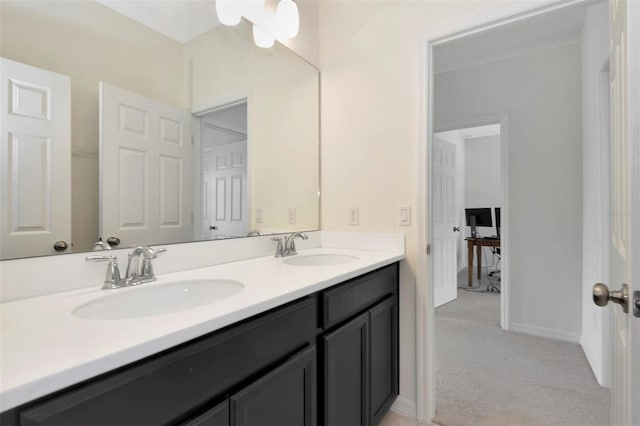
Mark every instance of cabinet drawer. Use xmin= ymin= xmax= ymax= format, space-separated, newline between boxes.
xmin=321 ymin=263 xmax=398 ymax=329
xmin=19 ymin=297 xmax=316 ymax=426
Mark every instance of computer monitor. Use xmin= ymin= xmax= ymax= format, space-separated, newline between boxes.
xmin=495 ymin=207 xmax=501 ymax=237
xmin=465 ymin=208 xmax=493 ymax=227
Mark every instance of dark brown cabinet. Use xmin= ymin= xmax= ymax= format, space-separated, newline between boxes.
xmin=231 ymin=345 xmax=316 ymax=426
xmin=322 ymin=312 xmax=370 ymax=426
xmin=2 ymin=263 xmax=399 ymax=426
xmin=186 ymin=346 xmax=317 ymax=426
xmin=321 ymin=295 xmax=398 ymax=426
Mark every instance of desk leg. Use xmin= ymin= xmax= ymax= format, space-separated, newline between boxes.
xmin=477 ymin=244 xmax=482 ymax=281
xmin=467 ymin=240 xmax=473 ymax=287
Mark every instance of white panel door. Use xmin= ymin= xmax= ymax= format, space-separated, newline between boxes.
xmin=433 ymin=137 xmax=458 ymax=307
xmin=607 ymin=1 xmax=639 ymax=424
xmin=99 ymin=82 xmax=192 ymax=248
xmin=205 ymin=140 xmax=247 ymax=239
xmin=0 ymin=57 xmax=71 ymax=258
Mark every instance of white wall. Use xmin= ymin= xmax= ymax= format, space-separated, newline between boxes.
xmin=464 ymin=134 xmax=502 ymax=266
xmin=317 ymin=0 xmax=571 ymax=412
xmin=580 ymin=1 xmax=610 ymax=387
xmin=465 ymin=135 xmax=501 ymax=209
xmin=435 ymin=131 xmax=466 ymax=273
xmin=435 ymin=42 xmax=583 ymax=342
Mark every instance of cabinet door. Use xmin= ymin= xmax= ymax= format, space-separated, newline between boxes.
xmin=230 ymin=346 xmax=316 ymax=426
xmin=322 ymin=312 xmax=369 ymax=426
xmin=369 ymin=296 xmax=398 ymax=425
xmin=185 ymin=400 xmax=229 ymax=426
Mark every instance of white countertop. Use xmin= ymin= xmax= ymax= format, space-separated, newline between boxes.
xmin=0 ymin=247 xmax=404 ymax=412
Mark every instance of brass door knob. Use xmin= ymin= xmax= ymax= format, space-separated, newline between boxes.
xmin=593 ymin=283 xmax=629 ymax=313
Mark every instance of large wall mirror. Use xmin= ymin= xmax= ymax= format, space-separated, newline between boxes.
xmin=0 ymin=0 xmax=320 ymax=260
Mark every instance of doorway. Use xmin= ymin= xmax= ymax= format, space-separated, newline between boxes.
xmin=193 ymin=100 xmax=249 ymax=240
xmin=422 ymin=1 xmax=611 ymax=424
xmin=432 ymin=123 xmax=504 ymax=313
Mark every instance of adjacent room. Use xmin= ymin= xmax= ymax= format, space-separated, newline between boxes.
xmin=431 ymin=2 xmax=613 ymax=425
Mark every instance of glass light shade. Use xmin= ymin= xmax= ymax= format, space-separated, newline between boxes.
xmin=216 ymin=0 xmax=242 ymax=26
xmin=242 ymin=0 xmax=264 ymax=17
xmin=253 ymin=24 xmax=274 ymax=48
xmin=276 ymin=0 xmax=299 ymax=39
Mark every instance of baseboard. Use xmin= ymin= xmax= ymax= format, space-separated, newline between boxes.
xmin=509 ymin=322 xmax=580 ymax=343
xmin=390 ymin=395 xmax=417 ymax=419
xmin=580 ymin=335 xmax=611 ymax=388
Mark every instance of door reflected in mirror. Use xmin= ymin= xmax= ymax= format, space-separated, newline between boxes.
xmin=0 ymin=0 xmax=319 ymax=260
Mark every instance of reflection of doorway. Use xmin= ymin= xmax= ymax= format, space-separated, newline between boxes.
xmin=194 ymin=100 xmax=248 ymax=240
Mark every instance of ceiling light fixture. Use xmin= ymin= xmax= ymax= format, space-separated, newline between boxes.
xmin=216 ymin=0 xmax=299 ymax=48
xmin=253 ymin=24 xmax=274 ymax=48
xmin=276 ymin=0 xmax=299 ymax=39
xmin=243 ymin=0 xmax=264 ymax=16
xmin=215 ymin=0 xmax=241 ymax=26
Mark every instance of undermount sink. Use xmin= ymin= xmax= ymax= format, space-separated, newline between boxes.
xmin=73 ymin=279 xmax=244 ymax=320
xmin=282 ymin=254 xmax=359 ymax=267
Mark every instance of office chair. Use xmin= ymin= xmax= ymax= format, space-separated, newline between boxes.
xmin=487 ymin=206 xmax=501 ymax=292
xmin=487 ymin=247 xmax=501 ymax=292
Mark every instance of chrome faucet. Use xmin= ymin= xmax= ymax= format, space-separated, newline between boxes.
xmin=92 ymin=239 xmax=112 ymax=251
xmin=85 ymin=254 xmax=125 ymax=289
xmin=284 ymin=232 xmax=308 ymax=256
xmin=125 ymin=246 xmax=166 ymax=285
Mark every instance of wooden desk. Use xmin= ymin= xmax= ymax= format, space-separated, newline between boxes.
xmin=465 ymin=238 xmax=501 ymax=287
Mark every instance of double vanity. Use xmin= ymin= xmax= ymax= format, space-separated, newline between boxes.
xmin=0 ymin=233 xmax=404 ymax=425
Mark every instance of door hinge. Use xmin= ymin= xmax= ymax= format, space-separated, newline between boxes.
xmin=190 ymin=213 xmax=194 ymax=223
xmin=191 ymin=135 xmax=194 ymax=145
xmin=426 ymin=244 xmax=431 ymax=255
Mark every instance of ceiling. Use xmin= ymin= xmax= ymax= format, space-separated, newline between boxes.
xmin=202 ymin=103 xmax=248 ymax=149
xmin=434 ymin=3 xmax=591 ymax=75
xmin=96 ymin=0 xmax=221 ymax=43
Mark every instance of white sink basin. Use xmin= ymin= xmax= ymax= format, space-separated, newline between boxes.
xmin=73 ymin=279 xmax=244 ymax=320
xmin=282 ymin=254 xmax=359 ymax=267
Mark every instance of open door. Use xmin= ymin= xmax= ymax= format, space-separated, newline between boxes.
xmin=0 ymin=58 xmax=71 ymax=258
xmin=99 ymin=82 xmax=192 ymax=248
xmin=433 ymin=137 xmax=458 ymax=307
xmin=593 ymin=1 xmax=639 ymax=424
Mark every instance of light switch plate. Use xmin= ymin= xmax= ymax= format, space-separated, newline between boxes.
xmin=398 ymin=205 xmax=411 ymax=226
xmin=256 ymin=207 xmax=263 ymax=224
xmin=288 ymin=208 xmax=296 ymax=224
xmin=349 ymin=207 xmax=359 ymax=226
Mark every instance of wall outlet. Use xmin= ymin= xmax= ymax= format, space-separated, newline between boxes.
xmin=349 ymin=207 xmax=359 ymax=226
xmin=256 ymin=207 xmax=263 ymax=224
xmin=398 ymin=205 xmax=411 ymax=226
xmin=288 ymin=208 xmax=297 ymax=224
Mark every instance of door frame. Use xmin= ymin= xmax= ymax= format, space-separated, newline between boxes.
xmin=434 ymin=115 xmax=509 ymax=329
xmin=192 ymin=95 xmax=251 ymax=240
xmin=416 ymin=0 xmax=592 ymax=422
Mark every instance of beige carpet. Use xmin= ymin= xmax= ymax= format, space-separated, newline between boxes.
xmin=434 ymin=269 xmax=610 ymax=426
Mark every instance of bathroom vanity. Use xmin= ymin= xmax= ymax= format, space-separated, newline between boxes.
xmin=0 ymin=246 xmax=401 ymax=426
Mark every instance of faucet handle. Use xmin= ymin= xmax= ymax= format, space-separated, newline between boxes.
xmin=85 ymin=254 xmax=116 ymax=263
xmin=140 ymin=248 xmax=166 ymax=279
xmin=271 ymin=237 xmax=285 ymax=257
xmin=85 ymin=255 xmax=123 ymax=289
